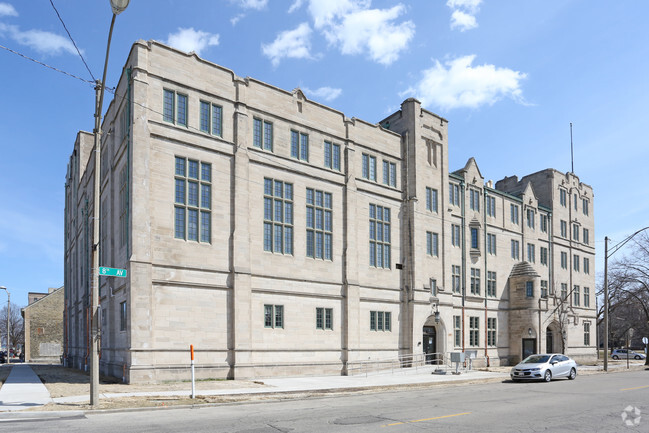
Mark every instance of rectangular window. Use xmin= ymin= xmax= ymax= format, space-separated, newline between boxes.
xmin=119 ymin=166 xmax=128 ymax=247
xmin=584 ymin=287 xmax=590 ymax=308
xmin=120 ymin=301 xmax=127 ymax=331
xmin=470 ymin=189 xmax=480 ymax=211
xmin=470 ymin=268 xmax=481 ymax=295
xmin=163 ymin=89 xmax=187 ymax=126
xmin=324 ymin=141 xmax=341 ymax=171
xmin=253 ymin=117 xmax=273 ymax=151
xmin=573 ymin=224 xmax=580 ymax=241
xmin=487 ymin=271 xmax=497 ymax=297
xmin=560 ymin=220 xmax=567 ymax=238
xmin=454 ymin=316 xmax=462 ymax=347
xmin=582 ymin=199 xmax=589 ymax=216
xmin=451 ymin=224 xmax=461 ymax=247
xmin=584 ymin=257 xmax=590 ymax=274
xmin=469 ymin=317 xmax=479 ymax=347
xmin=510 ymin=204 xmax=519 ymax=224
xmin=174 ymin=157 xmax=211 ymax=243
xmin=370 ymin=311 xmax=391 ymax=331
xmin=526 ymin=281 xmax=534 ymax=297
xmin=487 ymin=233 xmax=496 ymax=255
xmin=430 ymin=278 xmax=437 ymax=296
xmin=291 ymin=130 xmax=309 ymax=161
xmin=263 ymin=178 xmax=294 ymax=254
xmin=449 ymin=183 xmax=460 ymax=206
xmin=541 ymin=280 xmax=548 ymax=298
xmin=574 ymin=194 xmax=578 ymax=211
xmin=369 ymin=204 xmax=391 ymax=268
xmin=584 ymin=322 xmax=591 ymax=345
xmin=362 ymin=153 xmax=377 ymax=181
xmin=560 ymin=189 xmax=567 ymax=207
xmin=200 ymin=101 xmax=223 ymax=137
xmin=487 ymin=317 xmax=497 ymax=347
xmin=583 ymin=228 xmax=589 ymax=245
xmin=486 ymin=196 xmax=496 ymax=217
xmin=306 ymin=188 xmax=333 ymax=260
xmin=264 ymin=304 xmax=284 ymax=328
xmin=561 ymin=251 xmax=568 ymax=269
xmin=573 ymin=286 xmax=580 ymax=306
xmin=561 ymin=283 xmax=568 ymax=300
xmin=425 ymin=187 xmax=438 ymax=213
xmin=452 ymin=265 xmax=461 ymax=293
xmin=382 ymin=160 xmax=396 ymax=187
xmin=511 ymin=239 xmax=520 ymax=260
xmin=316 ymin=307 xmax=333 ymax=330
xmin=471 ymin=227 xmax=479 ymax=249
xmin=573 ymin=254 xmax=580 ymax=272
xmin=527 ymin=243 xmax=535 ymax=263
xmin=526 ymin=209 xmax=535 ymax=229
xmin=540 ymin=214 xmax=548 ymax=233
xmin=540 ymin=247 xmax=548 ymax=266
xmin=426 ymin=231 xmax=439 ymax=257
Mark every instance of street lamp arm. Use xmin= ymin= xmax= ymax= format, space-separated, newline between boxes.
xmin=607 ymin=226 xmax=649 ymax=258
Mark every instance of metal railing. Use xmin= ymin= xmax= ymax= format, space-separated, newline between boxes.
xmin=347 ymin=352 xmax=454 ymax=377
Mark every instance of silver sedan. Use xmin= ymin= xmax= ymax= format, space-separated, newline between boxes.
xmin=510 ymin=354 xmax=577 ymax=382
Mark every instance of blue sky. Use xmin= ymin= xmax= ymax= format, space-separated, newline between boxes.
xmin=1 ymin=0 xmax=647 ymax=307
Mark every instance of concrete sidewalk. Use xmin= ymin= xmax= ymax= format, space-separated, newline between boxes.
xmin=0 ymin=364 xmax=52 ymax=412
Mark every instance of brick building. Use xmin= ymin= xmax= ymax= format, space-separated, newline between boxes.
xmin=22 ymin=286 xmax=64 ymax=363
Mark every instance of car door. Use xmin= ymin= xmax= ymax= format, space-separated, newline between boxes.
xmin=558 ymin=355 xmax=571 ymax=376
xmin=549 ymin=355 xmax=562 ymax=376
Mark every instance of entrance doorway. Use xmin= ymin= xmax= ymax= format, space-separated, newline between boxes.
xmin=522 ymin=338 xmax=536 ymax=360
xmin=546 ymin=329 xmax=554 ymax=353
xmin=423 ymin=326 xmax=437 ymax=364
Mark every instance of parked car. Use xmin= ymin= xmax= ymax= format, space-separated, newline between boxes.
xmin=611 ymin=349 xmax=646 ymax=360
xmin=510 ymin=354 xmax=577 ymax=382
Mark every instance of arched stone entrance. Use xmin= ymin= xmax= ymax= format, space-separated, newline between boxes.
xmin=546 ymin=322 xmax=561 ymax=353
xmin=423 ymin=315 xmax=441 ymax=364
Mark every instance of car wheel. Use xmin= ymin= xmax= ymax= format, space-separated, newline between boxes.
xmin=635 ymin=355 xmax=641 ymax=360
xmin=568 ymin=368 xmax=576 ymax=380
xmin=612 ymin=355 xmax=619 ymax=360
xmin=544 ymin=370 xmax=552 ymax=382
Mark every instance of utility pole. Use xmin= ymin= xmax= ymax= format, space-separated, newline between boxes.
xmin=603 ymin=237 xmax=608 ymax=372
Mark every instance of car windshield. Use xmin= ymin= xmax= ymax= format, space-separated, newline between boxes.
xmin=522 ymin=355 xmax=549 ymax=364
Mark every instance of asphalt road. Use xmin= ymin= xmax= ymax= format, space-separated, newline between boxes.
xmin=5 ymin=369 xmax=649 ymax=432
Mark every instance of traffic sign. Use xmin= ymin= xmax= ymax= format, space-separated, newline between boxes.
xmin=643 ymin=337 xmax=648 ymax=345
xmin=98 ymin=266 xmax=127 ymax=277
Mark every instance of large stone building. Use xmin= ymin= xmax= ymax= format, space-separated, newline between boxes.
xmin=21 ymin=286 xmax=64 ymax=363
xmin=64 ymin=40 xmax=596 ymax=383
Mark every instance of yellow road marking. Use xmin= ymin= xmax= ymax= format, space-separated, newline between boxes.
xmin=621 ymin=385 xmax=649 ymax=391
xmin=382 ymin=412 xmax=471 ymax=427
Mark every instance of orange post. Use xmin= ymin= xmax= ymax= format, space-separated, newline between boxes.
xmin=190 ymin=344 xmax=195 ymax=398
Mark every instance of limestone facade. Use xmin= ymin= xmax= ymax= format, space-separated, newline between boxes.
xmin=64 ymin=40 xmax=596 ymax=383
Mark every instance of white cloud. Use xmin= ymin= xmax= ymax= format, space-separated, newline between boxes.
xmin=0 ymin=23 xmax=77 ymax=55
xmin=288 ymin=0 xmax=304 ymax=13
xmin=262 ymin=22 xmax=313 ymax=66
xmin=402 ymin=55 xmax=527 ymax=110
xmin=166 ymin=28 xmax=219 ymax=55
xmin=0 ymin=2 xmax=18 ymax=17
xmin=450 ymin=10 xmax=477 ymax=32
xmin=233 ymin=0 xmax=268 ymax=10
xmin=447 ymin=0 xmax=482 ymax=31
xmin=303 ymin=86 xmax=342 ymax=102
xmin=231 ymin=13 xmax=244 ymax=26
xmin=306 ymin=1 xmax=413 ymax=65
xmin=326 ymin=5 xmax=414 ymax=65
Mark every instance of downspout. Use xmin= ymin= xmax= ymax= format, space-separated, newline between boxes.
xmin=404 ymin=130 xmax=416 ymax=357
xmin=483 ymin=188 xmax=489 ymax=366
xmin=460 ymin=180 xmax=466 ymax=353
xmin=126 ymin=67 xmax=132 ymax=260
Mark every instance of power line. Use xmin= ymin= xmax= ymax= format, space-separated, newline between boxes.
xmin=49 ymin=0 xmax=96 ymax=82
xmin=0 ymin=43 xmax=94 ymax=85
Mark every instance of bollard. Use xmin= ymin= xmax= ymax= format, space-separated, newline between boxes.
xmin=190 ymin=345 xmax=195 ymax=399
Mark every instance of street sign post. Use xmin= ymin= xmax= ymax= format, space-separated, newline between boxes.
xmin=98 ymin=266 xmax=127 ymax=277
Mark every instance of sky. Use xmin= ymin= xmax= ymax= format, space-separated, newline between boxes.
xmin=0 ymin=0 xmax=648 ymax=308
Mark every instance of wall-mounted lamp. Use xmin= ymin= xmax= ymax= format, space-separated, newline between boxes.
xmin=434 ymin=310 xmax=440 ymax=324
xmin=528 ymin=327 xmax=533 ymax=337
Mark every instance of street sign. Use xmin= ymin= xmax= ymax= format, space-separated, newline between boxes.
xmin=98 ymin=266 xmax=127 ymax=278
xmin=643 ymin=337 xmax=648 ymax=344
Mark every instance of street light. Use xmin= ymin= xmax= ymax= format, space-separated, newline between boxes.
xmin=90 ymin=0 xmax=129 ymax=406
xmin=603 ymin=226 xmax=649 ymax=372
xmin=0 ymin=286 xmax=9 ymax=360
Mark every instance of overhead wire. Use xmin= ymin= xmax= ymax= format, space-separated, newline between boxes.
xmin=48 ymin=0 xmax=96 ymax=83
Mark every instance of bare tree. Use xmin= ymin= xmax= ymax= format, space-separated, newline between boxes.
xmin=0 ymin=302 xmax=24 ymax=353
